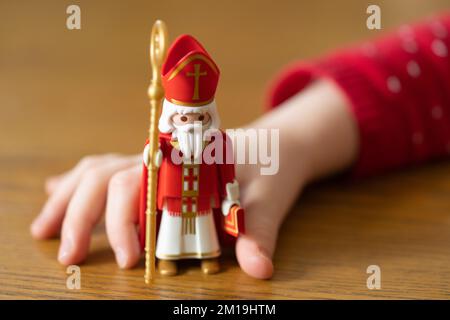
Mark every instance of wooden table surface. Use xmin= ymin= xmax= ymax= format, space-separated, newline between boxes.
xmin=1 ymin=0 xmax=450 ymax=299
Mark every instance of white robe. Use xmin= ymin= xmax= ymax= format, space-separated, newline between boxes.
xmin=155 ymin=207 xmax=221 ymax=260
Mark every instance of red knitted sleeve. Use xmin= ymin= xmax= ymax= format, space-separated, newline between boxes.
xmin=267 ymin=13 xmax=450 ymax=178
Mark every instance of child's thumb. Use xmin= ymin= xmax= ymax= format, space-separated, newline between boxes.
xmin=235 ymin=201 xmax=281 ymax=279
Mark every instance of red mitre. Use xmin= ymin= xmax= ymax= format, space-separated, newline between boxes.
xmin=162 ymin=35 xmax=220 ymax=106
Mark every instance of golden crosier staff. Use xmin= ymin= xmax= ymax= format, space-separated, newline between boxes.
xmin=145 ymin=20 xmax=168 ymax=284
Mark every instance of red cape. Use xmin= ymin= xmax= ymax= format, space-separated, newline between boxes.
xmin=138 ymin=133 xmax=239 ymax=251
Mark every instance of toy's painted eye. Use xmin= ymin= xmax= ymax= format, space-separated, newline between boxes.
xmin=180 ymin=116 xmax=188 ymax=122
xmin=198 ymin=115 xmax=205 ymax=121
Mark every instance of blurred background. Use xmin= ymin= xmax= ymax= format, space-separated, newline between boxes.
xmin=1 ymin=0 xmax=449 ymax=160
xmin=2 ymin=0 xmax=450 ymax=299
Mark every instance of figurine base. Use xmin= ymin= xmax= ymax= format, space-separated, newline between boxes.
xmin=158 ymin=259 xmax=178 ymax=276
xmin=201 ymin=258 xmax=220 ymax=275
xmin=157 ymin=258 xmax=221 ymax=276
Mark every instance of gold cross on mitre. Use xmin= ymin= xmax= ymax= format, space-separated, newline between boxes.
xmin=186 ymin=64 xmax=207 ymax=100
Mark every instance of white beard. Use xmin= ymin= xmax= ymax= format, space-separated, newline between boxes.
xmin=173 ymin=122 xmax=205 ymax=163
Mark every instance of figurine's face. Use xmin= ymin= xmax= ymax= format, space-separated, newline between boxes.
xmin=171 ymin=112 xmax=211 ymax=126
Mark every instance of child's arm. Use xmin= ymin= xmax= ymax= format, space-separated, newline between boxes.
xmin=269 ymin=13 xmax=450 ymax=178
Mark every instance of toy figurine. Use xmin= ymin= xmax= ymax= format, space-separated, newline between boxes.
xmin=140 ymin=21 xmax=245 ymax=281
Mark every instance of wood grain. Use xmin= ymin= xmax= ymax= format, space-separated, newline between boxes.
xmin=1 ymin=0 xmax=450 ymax=299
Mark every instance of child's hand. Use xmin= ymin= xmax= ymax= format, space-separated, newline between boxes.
xmin=31 ymin=80 xmax=357 ymax=279
xmin=31 ymin=154 xmax=143 ymax=269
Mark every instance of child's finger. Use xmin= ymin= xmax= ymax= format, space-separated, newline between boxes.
xmin=105 ymin=165 xmax=141 ymax=269
xmin=32 ymin=172 xmax=84 ymax=239
xmin=45 ymin=173 xmax=68 ymax=195
xmin=31 ymin=154 xmax=122 ymax=239
xmin=57 ymin=157 xmax=140 ymax=266
xmin=236 ymin=234 xmax=274 ymax=279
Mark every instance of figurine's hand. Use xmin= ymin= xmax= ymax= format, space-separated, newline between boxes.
xmin=221 ymin=199 xmax=238 ymax=217
xmin=143 ymin=144 xmax=162 ymax=167
xmin=30 ymin=154 xmax=144 ymax=269
xmin=221 ymin=180 xmax=240 ymax=216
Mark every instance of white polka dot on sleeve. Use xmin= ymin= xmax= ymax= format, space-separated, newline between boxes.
xmin=431 ymin=105 xmax=443 ymax=120
xmin=387 ymin=76 xmax=402 ymax=93
xmin=430 ymin=21 xmax=447 ymax=39
xmin=402 ymin=37 xmax=418 ymax=54
xmin=406 ymin=60 xmax=421 ymax=78
xmin=431 ymin=39 xmax=448 ymax=57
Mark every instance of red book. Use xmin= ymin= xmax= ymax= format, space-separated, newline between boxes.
xmin=224 ymin=205 xmax=245 ymax=237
